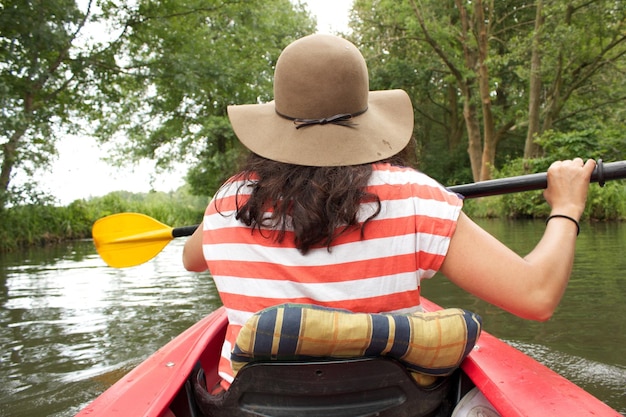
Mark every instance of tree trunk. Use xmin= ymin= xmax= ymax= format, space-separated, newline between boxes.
xmin=0 ymin=93 xmax=32 ymax=208
xmin=457 ymin=0 xmax=482 ymax=182
xmin=0 ymin=133 xmax=20 ymax=193
xmin=475 ymin=0 xmax=496 ymax=181
xmin=446 ymin=84 xmax=463 ymax=151
xmin=464 ymin=96 xmax=483 ymax=182
xmin=524 ymin=0 xmax=544 ymax=159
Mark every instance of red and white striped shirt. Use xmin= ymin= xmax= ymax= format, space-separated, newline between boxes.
xmin=201 ymin=163 xmax=463 ymax=384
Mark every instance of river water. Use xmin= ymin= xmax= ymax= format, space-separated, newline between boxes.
xmin=0 ymin=219 xmax=624 ymax=416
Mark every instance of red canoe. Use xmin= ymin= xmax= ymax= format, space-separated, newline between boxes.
xmin=75 ymin=298 xmax=621 ymax=417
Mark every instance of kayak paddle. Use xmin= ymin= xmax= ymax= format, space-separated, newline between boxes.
xmin=92 ymin=159 xmax=626 ymax=268
xmin=448 ymin=159 xmax=625 ymax=198
xmin=92 ymin=212 xmax=199 ymax=268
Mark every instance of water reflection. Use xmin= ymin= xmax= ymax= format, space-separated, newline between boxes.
xmin=507 ymin=341 xmax=626 ymax=411
xmin=0 ymin=220 xmax=624 ymax=416
xmin=0 ymin=240 xmax=219 ymax=417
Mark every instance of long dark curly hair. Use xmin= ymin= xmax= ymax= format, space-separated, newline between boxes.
xmin=221 ymin=144 xmax=414 ymax=255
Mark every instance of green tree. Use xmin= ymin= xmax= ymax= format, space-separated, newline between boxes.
xmin=0 ymin=0 xmax=314 ymax=208
xmin=523 ymin=1 xmax=626 ymax=158
xmin=92 ymin=0 xmax=315 ymax=196
xmin=0 ymin=0 xmax=111 ymax=208
xmin=350 ymin=0 xmax=626 ymax=183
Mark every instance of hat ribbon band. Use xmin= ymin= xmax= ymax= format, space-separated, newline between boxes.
xmin=276 ymin=108 xmax=367 ymax=130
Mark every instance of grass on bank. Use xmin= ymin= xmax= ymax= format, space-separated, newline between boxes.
xmin=463 ymin=178 xmax=626 ymax=221
xmin=0 ymin=187 xmax=208 ymax=253
xmin=1 ymin=176 xmax=624 ymax=253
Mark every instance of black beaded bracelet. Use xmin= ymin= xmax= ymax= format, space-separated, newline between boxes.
xmin=546 ymin=214 xmax=580 ymax=236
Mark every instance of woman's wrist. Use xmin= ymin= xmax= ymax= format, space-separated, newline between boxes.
xmin=548 ymin=203 xmax=583 ymax=221
xmin=545 ymin=214 xmax=580 ymax=236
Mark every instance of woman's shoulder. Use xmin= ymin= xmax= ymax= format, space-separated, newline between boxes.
xmin=371 ymin=163 xmax=462 ymax=205
xmin=371 ymin=162 xmax=438 ymax=185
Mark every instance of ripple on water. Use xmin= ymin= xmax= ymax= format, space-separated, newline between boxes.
xmin=507 ymin=340 xmax=626 ymax=414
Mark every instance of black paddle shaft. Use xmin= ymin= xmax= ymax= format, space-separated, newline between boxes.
xmin=169 ymin=160 xmax=625 ymax=237
xmin=172 ymin=225 xmax=199 ymax=238
xmin=447 ymin=160 xmax=626 ymax=199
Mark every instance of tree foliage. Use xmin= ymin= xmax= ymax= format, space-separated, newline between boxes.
xmin=0 ymin=0 xmax=106 ymax=208
xmin=92 ymin=0 xmax=315 ymax=196
xmin=2 ymin=0 xmax=624 ymax=210
xmin=349 ymin=0 xmax=626 ymax=183
xmin=0 ymin=0 xmax=315 ymax=208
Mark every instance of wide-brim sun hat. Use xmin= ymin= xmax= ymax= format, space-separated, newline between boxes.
xmin=227 ymin=34 xmax=414 ymax=167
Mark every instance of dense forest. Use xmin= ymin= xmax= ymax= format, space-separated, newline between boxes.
xmin=1 ymin=0 xmax=624 ymax=250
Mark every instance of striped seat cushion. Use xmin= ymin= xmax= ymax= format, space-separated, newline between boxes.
xmin=231 ymin=303 xmax=482 ymax=378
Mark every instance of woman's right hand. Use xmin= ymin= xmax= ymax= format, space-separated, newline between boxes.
xmin=543 ymin=158 xmax=596 ymax=220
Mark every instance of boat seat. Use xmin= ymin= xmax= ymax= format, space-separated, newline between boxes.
xmin=192 ymin=357 xmax=454 ymax=417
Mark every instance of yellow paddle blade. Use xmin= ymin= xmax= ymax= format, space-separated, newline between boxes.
xmin=92 ymin=213 xmax=175 ymax=268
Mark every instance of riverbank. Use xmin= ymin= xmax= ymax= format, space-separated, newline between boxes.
xmin=1 ymin=179 xmax=624 ymax=253
xmin=0 ymin=189 xmax=208 ymax=252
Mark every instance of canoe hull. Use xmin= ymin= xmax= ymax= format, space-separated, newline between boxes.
xmin=75 ymin=300 xmax=621 ymax=417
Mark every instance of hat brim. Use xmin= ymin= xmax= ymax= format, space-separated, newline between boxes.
xmin=227 ymin=89 xmax=414 ymax=167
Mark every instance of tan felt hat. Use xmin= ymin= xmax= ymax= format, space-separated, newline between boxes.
xmin=227 ymin=34 xmax=414 ymax=166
